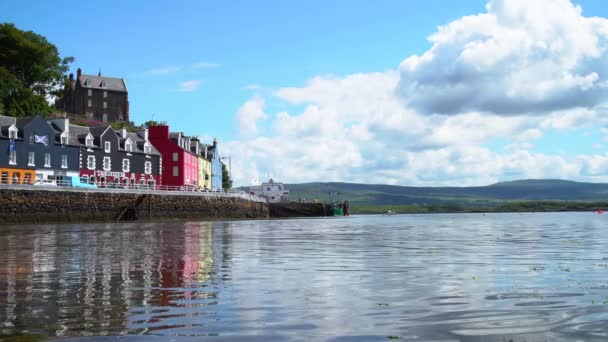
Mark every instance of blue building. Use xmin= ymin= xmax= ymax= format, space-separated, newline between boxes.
xmin=206 ymin=139 xmax=223 ymax=191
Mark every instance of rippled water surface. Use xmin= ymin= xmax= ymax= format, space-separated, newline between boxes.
xmin=2 ymin=213 xmax=608 ymax=341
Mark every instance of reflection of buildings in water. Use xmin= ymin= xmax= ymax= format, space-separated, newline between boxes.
xmin=0 ymin=222 xmax=226 ymax=337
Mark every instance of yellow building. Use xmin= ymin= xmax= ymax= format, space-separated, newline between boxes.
xmin=197 ymin=151 xmax=212 ymax=191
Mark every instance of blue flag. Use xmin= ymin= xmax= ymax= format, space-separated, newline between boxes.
xmin=8 ymin=140 xmax=15 ymax=153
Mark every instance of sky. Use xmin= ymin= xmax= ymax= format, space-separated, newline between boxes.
xmin=3 ymin=0 xmax=608 ymax=186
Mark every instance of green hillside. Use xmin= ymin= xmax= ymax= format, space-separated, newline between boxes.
xmin=242 ymin=179 xmax=608 ymax=207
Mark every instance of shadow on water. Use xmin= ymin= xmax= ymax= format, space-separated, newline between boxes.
xmin=1 ymin=213 xmax=608 ymax=341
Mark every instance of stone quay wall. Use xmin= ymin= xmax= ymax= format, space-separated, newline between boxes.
xmin=0 ymin=188 xmax=269 ymax=224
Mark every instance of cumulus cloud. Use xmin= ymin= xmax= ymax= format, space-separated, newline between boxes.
xmin=397 ymin=0 xmax=608 ymax=116
xmin=222 ymin=0 xmax=608 ymax=187
xmin=235 ymin=97 xmax=268 ymax=137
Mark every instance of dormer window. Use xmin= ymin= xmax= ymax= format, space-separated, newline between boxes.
xmin=84 ymin=79 xmax=91 ymax=86
xmin=144 ymin=143 xmax=151 ymax=154
xmin=104 ymin=141 xmax=111 ymax=153
xmin=8 ymin=126 xmax=17 ymax=140
xmin=101 ymin=80 xmax=107 ymax=88
xmin=85 ymin=135 xmax=93 ymax=147
xmin=125 ymin=140 xmax=132 ymax=152
xmin=61 ymin=134 xmax=68 ymax=145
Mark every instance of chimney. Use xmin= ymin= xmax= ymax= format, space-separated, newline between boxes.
xmin=137 ymin=128 xmax=149 ymax=141
xmin=120 ymin=128 xmax=127 ymax=139
xmin=204 ymin=146 xmax=208 ymax=159
xmin=213 ymin=138 xmax=217 ymax=147
xmin=69 ymin=73 xmax=74 ymax=81
xmin=77 ymin=68 xmax=82 ymax=79
xmin=98 ymin=71 xmax=102 ymax=76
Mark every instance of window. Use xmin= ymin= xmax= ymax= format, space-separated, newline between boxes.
xmin=104 ymin=141 xmax=111 ymax=153
xmin=122 ymin=158 xmax=130 ymax=172
xmin=61 ymin=155 xmax=68 ymax=169
xmin=1 ymin=172 xmax=8 ymax=184
xmin=102 ymin=113 xmax=108 ymax=122
xmin=88 ymin=112 xmax=93 ymax=119
xmin=8 ymin=128 xmax=17 ymax=140
xmin=103 ymin=101 xmax=107 ymax=109
xmin=9 ymin=150 xmax=16 ymax=165
xmin=125 ymin=140 xmax=132 ymax=152
xmin=144 ymin=144 xmax=151 ymax=154
xmin=103 ymin=90 xmax=107 ymax=98
xmin=101 ymin=80 xmax=107 ymax=88
xmin=61 ymin=135 xmax=68 ymax=145
xmin=173 ymin=152 xmax=178 ymax=161
xmin=29 ymin=134 xmax=34 ymax=144
xmin=27 ymin=152 xmax=35 ymax=166
xmin=85 ymin=79 xmax=91 ymax=86
xmin=88 ymin=89 xmax=92 ymax=96
xmin=87 ymin=155 xmax=95 ymax=170
xmin=44 ymin=153 xmax=51 ymax=167
xmin=88 ymin=99 xmax=92 ymax=107
xmin=144 ymin=161 xmax=152 ymax=175
xmin=119 ymin=114 xmax=124 ymax=121
xmin=81 ymin=175 xmax=88 ymax=184
xmin=173 ymin=166 xmax=178 ymax=177
xmin=103 ymin=157 xmax=111 ymax=171
xmin=85 ymin=135 xmax=93 ymax=147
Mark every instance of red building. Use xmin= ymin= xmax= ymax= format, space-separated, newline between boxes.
xmin=149 ymin=125 xmax=198 ymax=188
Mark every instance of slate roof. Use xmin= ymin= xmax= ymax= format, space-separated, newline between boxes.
xmin=67 ymin=124 xmax=92 ymax=146
xmin=15 ymin=117 xmax=35 ymax=130
xmin=0 ymin=116 xmax=16 ymax=138
xmin=79 ymin=74 xmax=127 ymax=92
xmin=127 ymin=132 xmax=160 ymax=155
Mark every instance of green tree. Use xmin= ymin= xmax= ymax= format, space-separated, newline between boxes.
xmin=0 ymin=23 xmax=73 ymax=117
xmin=222 ymin=163 xmax=232 ymax=189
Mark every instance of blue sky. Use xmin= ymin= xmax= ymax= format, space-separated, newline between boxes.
xmin=2 ymin=0 xmax=608 ymax=186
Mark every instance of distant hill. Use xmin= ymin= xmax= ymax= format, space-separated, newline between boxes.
xmin=240 ymin=179 xmax=608 ymax=206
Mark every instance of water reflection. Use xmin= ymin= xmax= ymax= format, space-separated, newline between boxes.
xmin=1 ymin=213 xmax=608 ymax=340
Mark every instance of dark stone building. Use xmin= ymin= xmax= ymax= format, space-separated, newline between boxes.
xmin=55 ymin=68 xmax=129 ymax=123
xmin=0 ymin=115 xmax=80 ymax=184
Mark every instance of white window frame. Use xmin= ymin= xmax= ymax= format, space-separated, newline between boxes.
xmin=173 ymin=166 xmax=178 ymax=177
xmin=122 ymin=158 xmax=130 ymax=172
xmin=173 ymin=152 xmax=178 ymax=162
xmin=103 ymin=156 xmax=111 ymax=171
xmin=125 ymin=140 xmax=132 ymax=152
xmin=85 ymin=135 xmax=93 ymax=147
xmin=60 ymin=134 xmax=68 ymax=145
xmin=9 ymin=150 xmax=16 ymax=165
xmin=87 ymin=155 xmax=95 ymax=170
xmin=144 ymin=161 xmax=152 ymax=175
xmin=88 ymin=89 xmax=92 ymax=96
xmin=103 ymin=90 xmax=107 ymax=98
xmin=103 ymin=101 xmax=107 ymax=109
xmin=87 ymin=99 xmax=92 ymax=107
xmin=28 ymin=152 xmax=35 ymax=166
xmin=144 ymin=144 xmax=151 ymax=154
xmin=102 ymin=113 xmax=108 ymax=122
xmin=44 ymin=153 xmax=51 ymax=167
xmin=61 ymin=155 xmax=68 ymax=169
xmin=104 ymin=141 xmax=111 ymax=153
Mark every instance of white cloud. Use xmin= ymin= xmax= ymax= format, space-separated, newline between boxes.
xmin=242 ymin=84 xmax=262 ymax=91
xmin=146 ymin=66 xmax=181 ymax=75
xmin=177 ymin=80 xmax=201 ymax=92
xmin=397 ymin=0 xmax=608 ymax=116
xmin=192 ymin=62 xmax=219 ymax=69
xmin=235 ymin=97 xmax=268 ymax=138
xmin=222 ymin=0 xmax=608 ymax=187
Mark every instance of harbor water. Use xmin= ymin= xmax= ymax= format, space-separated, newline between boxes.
xmin=1 ymin=213 xmax=608 ymax=341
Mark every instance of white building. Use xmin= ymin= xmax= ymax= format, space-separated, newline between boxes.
xmin=249 ymin=179 xmax=289 ymax=203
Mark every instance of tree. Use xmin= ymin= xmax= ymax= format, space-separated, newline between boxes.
xmin=222 ymin=163 xmax=232 ymax=189
xmin=0 ymin=23 xmax=73 ymax=117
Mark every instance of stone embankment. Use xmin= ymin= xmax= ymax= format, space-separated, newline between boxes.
xmin=0 ymin=188 xmax=269 ymax=224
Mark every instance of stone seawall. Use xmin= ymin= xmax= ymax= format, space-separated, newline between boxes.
xmin=0 ymin=188 xmax=269 ymax=224
xmin=269 ymin=202 xmax=328 ymax=218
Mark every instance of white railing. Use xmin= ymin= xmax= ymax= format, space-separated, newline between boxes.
xmin=0 ymin=180 xmax=267 ymax=203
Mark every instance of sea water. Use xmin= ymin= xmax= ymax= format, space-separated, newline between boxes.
xmin=1 ymin=213 xmax=608 ymax=341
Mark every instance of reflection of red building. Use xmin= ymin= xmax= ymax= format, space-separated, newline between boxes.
xmin=149 ymin=125 xmax=198 ymax=188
